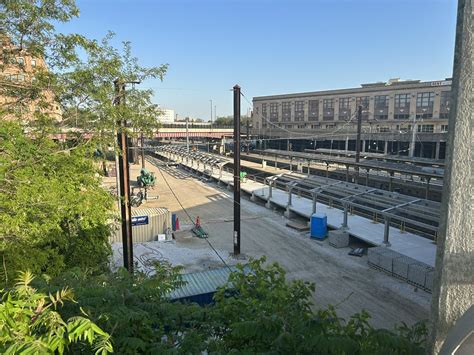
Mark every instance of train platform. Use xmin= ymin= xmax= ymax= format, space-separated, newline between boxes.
xmin=156 ymin=150 xmax=437 ymax=267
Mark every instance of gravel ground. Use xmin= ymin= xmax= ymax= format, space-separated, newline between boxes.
xmin=109 ymin=161 xmax=431 ymax=330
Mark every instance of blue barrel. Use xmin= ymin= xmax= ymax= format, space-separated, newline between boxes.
xmin=310 ymin=213 xmax=327 ymax=239
xmin=172 ymin=213 xmax=177 ymax=231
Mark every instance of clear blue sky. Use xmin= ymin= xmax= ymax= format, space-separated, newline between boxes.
xmin=58 ymin=0 xmax=457 ymax=120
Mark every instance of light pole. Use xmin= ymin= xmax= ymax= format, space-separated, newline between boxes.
xmin=210 ymin=99 xmax=213 ymax=127
xmin=209 ymin=99 xmax=213 ymax=153
xmin=186 ymin=116 xmax=189 ymax=153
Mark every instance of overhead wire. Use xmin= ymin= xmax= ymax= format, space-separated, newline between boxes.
xmin=153 ymin=161 xmax=232 ymax=270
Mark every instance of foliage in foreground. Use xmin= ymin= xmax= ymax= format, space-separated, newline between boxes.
xmin=37 ymin=257 xmax=427 ymax=354
xmin=0 ymin=271 xmax=112 ymax=354
xmin=0 ymin=121 xmax=113 ymax=285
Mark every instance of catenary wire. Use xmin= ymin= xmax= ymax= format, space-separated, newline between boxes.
xmin=154 ymin=162 xmax=232 ymax=270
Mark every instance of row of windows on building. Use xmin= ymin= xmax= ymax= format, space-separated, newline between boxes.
xmin=256 ymin=122 xmax=448 ymax=134
xmin=0 ymin=56 xmax=37 ymax=67
xmin=1 ymin=73 xmax=40 ymax=85
xmin=258 ymin=92 xmax=451 ymax=122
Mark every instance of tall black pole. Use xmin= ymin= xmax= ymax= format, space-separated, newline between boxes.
xmin=246 ymin=119 xmax=250 ymax=154
xmin=141 ymin=132 xmax=145 ymax=169
xmin=114 ymin=79 xmax=133 ymax=272
xmin=233 ymin=85 xmax=241 ymax=255
xmin=355 ymin=105 xmax=362 ymax=182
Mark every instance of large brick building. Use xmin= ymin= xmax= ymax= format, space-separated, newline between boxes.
xmin=251 ymin=78 xmax=451 ymax=159
xmin=0 ymin=34 xmax=61 ymax=121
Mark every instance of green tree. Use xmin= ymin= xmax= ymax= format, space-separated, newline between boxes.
xmin=0 ymin=121 xmax=113 ymax=285
xmin=0 ymin=271 xmax=113 ymax=354
xmin=41 ymin=258 xmax=427 ymax=354
xmin=214 ymin=115 xmax=251 ymax=127
xmin=0 ymin=0 xmax=168 ymax=145
xmin=0 ymin=0 xmax=168 ymax=285
xmin=43 ymin=262 xmax=192 ymax=354
xmin=214 ymin=116 xmax=233 ymax=126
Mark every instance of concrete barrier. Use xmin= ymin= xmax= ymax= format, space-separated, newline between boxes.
xmin=328 ymin=230 xmax=349 ymax=248
xmin=393 ymin=255 xmax=419 ymax=279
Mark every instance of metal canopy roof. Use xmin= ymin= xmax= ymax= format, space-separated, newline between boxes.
xmin=266 ymin=173 xmax=440 ymax=233
xmin=306 ymin=148 xmax=446 ymax=167
xmin=156 ymin=145 xmax=230 ymax=167
xmin=258 ymin=149 xmax=444 ymax=179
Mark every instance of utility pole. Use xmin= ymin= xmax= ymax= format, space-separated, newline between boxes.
xmin=409 ymin=113 xmax=417 ymax=158
xmin=246 ymin=119 xmax=250 ymax=154
xmin=140 ymin=132 xmax=145 ymax=169
xmin=354 ymin=105 xmax=363 ymax=183
xmin=186 ymin=117 xmax=189 ymax=153
xmin=210 ymin=99 xmax=213 ymax=127
xmin=114 ymin=79 xmax=134 ymax=272
xmin=233 ymin=85 xmax=241 ymax=256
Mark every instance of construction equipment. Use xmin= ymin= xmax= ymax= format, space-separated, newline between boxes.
xmin=137 ymin=168 xmax=156 ymax=188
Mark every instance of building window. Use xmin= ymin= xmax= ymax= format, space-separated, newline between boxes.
xmin=270 ymin=103 xmax=278 ymax=122
xmin=440 ymin=91 xmax=451 ymax=107
xmin=338 ymin=97 xmax=351 ymax=120
xmin=441 ymin=125 xmax=448 ymax=132
xmin=416 ymin=112 xmax=433 ymax=119
xmin=31 ymin=59 xmax=36 ymax=67
xmin=339 ymin=97 xmax=350 ymax=109
xmin=378 ymin=126 xmax=390 ymax=132
xmin=297 ymin=124 xmax=305 ymax=129
xmin=416 ymin=92 xmax=435 ymax=107
xmin=440 ymin=91 xmax=451 ymax=119
xmin=5 ymin=74 xmax=25 ymax=82
xmin=356 ymin=96 xmax=369 ymax=119
xmin=294 ymin=100 xmax=304 ymax=121
xmin=356 ymin=96 xmax=369 ymax=109
xmin=323 ymin=99 xmax=334 ymax=121
xmin=282 ymin=102 xmax=291 ymax=121
xmin=311 ymin=124 xmax=320 ymax=129
xmin=394 ymin=94 xmax=410 ymax=119
xmin=262 ymin=103 xmax=267 ymax=117
xmin=323 ymin=99 xmax=334 ymax=109
xmin=17 ymin=57 xmax=25 ymax=65
xmin=374 ymin=96 xmax=389 ymax=120
xmin=308 ymin=100 xmax=319 ymax=120
xmin=418 ymin=124 xmax=434 ymax=133
xmin=394 ymin=114 xmax=410 ymax=119
xmin=374 ymin=95 xmax=389 ymax=108
xmin=396 ymin=124 xmax=412 ymax=133
xmin=395 ymin=94 xmax=410 ymax=108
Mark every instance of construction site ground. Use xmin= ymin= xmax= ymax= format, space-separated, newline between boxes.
xmin=104 ymin=159 xmax=431 ymax=330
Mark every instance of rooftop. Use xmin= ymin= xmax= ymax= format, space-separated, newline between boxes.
xmin=253 ymin=79 xmax=452 ymax=101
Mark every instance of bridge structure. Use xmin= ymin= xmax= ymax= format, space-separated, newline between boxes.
xmin=49 ymin=123 xmax=234 ymax=141
xmin=154 ymin=123 xmax=233 ymax=139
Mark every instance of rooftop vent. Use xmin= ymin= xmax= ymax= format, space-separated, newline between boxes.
xmin=360 ymin=81 xmax=387 ymax=88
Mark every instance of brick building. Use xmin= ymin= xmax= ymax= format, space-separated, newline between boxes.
xmin=0 ymin=34 xmax=61 ymax=121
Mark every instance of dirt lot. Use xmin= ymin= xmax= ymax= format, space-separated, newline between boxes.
xmin=106 ymin=159 xmax=431 ymax=330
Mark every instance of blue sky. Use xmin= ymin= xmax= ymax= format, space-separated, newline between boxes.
xmin=58 ymin=0 xmax=457 ymax=120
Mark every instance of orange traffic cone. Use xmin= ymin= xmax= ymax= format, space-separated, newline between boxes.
xmin=195 ymin=216 xmax=201 ymax=228
xmin=175 ymin=217 xmax=180 ymax=231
